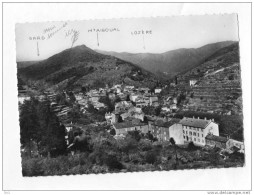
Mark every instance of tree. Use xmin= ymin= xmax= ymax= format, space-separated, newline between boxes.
xmin=155 ymin=106 xmax=162 ymax=116
xmin=145 ymin=151 xmax=157 ymax=164
xmin=169 ymin=137 xmax=178 ymax=168
xmin=20 ymin=98 xmax=41 ymax=157
xmin=99 ymin=96 xmax=114 ymax=112
xmin=114 ymin=96 xmax=121 ymax=104
xmin=86 ymin=102 xmax=97 ymax=113
xmin=38 ymin=102 xmax=67 ymax=157
xmin=67 ymin=106 xmax=82 ymax=123
xmin=188 ymin=141 xmax=197 ymax=150
xmin=127 ymin=130 xmax=142 ymax=142
xmin=146 ymin=131 xmax=157 ymax=142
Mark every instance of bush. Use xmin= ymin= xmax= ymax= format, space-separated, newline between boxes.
xmin=22 ymin=158 xmax=44 ymax=176
xmin=144 ymin=151 xmax=157 ymax=164
xmin=188 ymin=142 xmax=197 ymax=150
xmin=103 ymin=154 xmax=123 ymax=170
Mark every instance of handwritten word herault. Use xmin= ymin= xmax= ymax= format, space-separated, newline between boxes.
xmin=47 ymin=22 xmax=68 ymax=39
xmin=43 ymin=25 xmax=56 ymax=34
xmin=88 ymin=28 xmax=120 ymax=33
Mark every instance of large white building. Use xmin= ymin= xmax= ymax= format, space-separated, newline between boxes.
xmin=179 ymin=117 xmax=219 ymax=146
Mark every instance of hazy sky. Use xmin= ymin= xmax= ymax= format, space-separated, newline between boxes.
xmin=16 ymin=14 xmax=239 ymax=62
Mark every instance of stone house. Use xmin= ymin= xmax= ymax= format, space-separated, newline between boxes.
xmin=148 ymin=118 xmax=184 ymax=144
xmin=226 ymin=139 xmax=244 ymax=153
xmin=113 ymin=121 xmax=149 ymax=136
xmin=205 ymin=134 xmax=228 ymax=149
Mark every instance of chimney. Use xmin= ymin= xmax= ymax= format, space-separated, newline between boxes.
xmin=198 ymin=117 xmax=199 ymax=119
xmin=204 ymin=117 xmax=207 ymax=120
xmin=193 ymin=116 xmax=195 ymax=119
xmin=212 ymin=119 xmax=214 ymax=122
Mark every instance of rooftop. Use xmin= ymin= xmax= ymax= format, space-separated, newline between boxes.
xmin=153 ymin=118 xmax=181 ymax=128
xmin=179 ymin=117 xmax=212 ymax=129
xmin=113 ymin=121 xmax=147 ymax=129
xmin=205 ymin=134 xmax=228 ymax=143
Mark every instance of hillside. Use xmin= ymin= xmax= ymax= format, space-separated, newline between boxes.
xmin=17 ymin=61 xmax=40 ymax=69
xmin=18 ymin=45 xmax=160 ymax=91
xmin=97 ymin=41 xmax=236 ymax=78
xmin=178 ymin=42 xmax=242 ymax=115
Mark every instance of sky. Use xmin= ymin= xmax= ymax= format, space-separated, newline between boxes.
xmin=15 ymin=14 xmax=239 ymax=62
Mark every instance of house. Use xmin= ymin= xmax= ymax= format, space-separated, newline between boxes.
xmin=173 ymin=97 xmax=177 ymax=104
xmin=136 ymin=101 xmax=148 ymax=108
xmin=111 ymin=112 xmax=121 ymax=124
xmin=120 ymin=107 xmax=145 ymax=121
xmin=161 ymin=106 xmax=171 ymax=113
xmin=189 ymin=79 xmax=198 ymax=87
xmin=115 ymin=101 xmax=133 ymax=112
xmin=170 ymin=104 xmax=177 ymax=112
xmin=226 ymin=139 xmax=244 ymax=153
xmin=89 ymin=95 xmax=100 ymax=103
xmin=74 ymin=93 xmax=84 ymax=101
xmin=130 ymin=93 xmax=140 ymax=102
xmin=105 ymin=112 xmax=113 ymax=124
xmin=93 ymin=102 xmax=107 ymax=110
xmin=124 ymin=85 xmax=135 ymax=92
xmin=149 ymin=95 xmax=159 ymax=106
xmin=205 ymin=134 xmax=228 ymax=149
xmin=179 ymin=117 xmax=219 ymax=146
xmin=18 ymin=95 xmax=31 ymax=104
xmin=113 ymin=120 xmax=149 ymax=136
xmin=148 ymin=118 xmax=183 ymax=144
xmin=140 ymin=87 xmax=150 ymax=93
xmin=155 ymin=88 xmax=162 ymax=94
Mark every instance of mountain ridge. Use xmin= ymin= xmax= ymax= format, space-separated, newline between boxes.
xmin=96 ymin=41 xmax=237 ymax=78
xmin=18 ymin=45 xmax=160 ymax=91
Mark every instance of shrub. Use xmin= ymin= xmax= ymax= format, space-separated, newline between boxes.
xmin=22 ymin=158 xmax=44 ymax=176
xmin=144 ymin=151 xmax=157 ymax=164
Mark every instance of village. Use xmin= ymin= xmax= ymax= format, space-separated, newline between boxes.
xmin=18 ymin=78 xmax=245 ymax=160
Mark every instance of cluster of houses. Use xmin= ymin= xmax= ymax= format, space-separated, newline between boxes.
xmin=109 ymin=112 xmax=244 ymax=153
xmin=18 ymin=82 xmax=244 ymax=155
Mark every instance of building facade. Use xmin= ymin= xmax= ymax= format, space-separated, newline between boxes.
xmin=179 ymin=117 xmax=219 ymax=146
xmin=148 ymin=119 xmax=184 ymax=144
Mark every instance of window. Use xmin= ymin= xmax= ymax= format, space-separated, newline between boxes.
xmin=202 ymin=140 xmax=204 ymax=143
xmin=194 ymin=138 xmax=196 ymax=141
xmin=198 ymin=139 xmax=200 ymax=142
xmin=201 ymin=129 xmax=203 ymax=132
xmin=189 ymin=132 xmax=192 ymax=135
xmin=202 ymin=134 xmax=204 ymax=137
xmin=183 ymin=136 xmax=185 ymax=139
xmin=193 ymin=132 xmax=196 ymax=136
xmin=165 ymin=137 xmax=167 ymax=141
xmin=183 ymin=130 xmax=185 ymax=134
xmin=198 ymin=133 xmax=199 ymax=137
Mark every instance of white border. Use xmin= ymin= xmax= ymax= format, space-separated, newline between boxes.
xmin=1 ymin=2 xmax=252 ymax=192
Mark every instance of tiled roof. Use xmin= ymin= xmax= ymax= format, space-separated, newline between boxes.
xmin=153 ymin=118 xmax=180 ymax=128
xmin=179 ymin=117 xmax=211 ymax=128
xmin=113 ymin=121 xmax=147 ymax=129
xmin=205 ymin=134 xmax=228 ymax=143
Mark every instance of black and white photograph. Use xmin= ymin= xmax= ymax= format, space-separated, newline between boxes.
xmin=16 ymin=14 xmax=245 ymax=176
xmin=2 ymin=2 xmax=252 ymax=192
